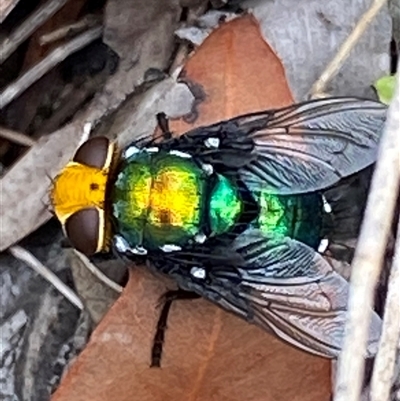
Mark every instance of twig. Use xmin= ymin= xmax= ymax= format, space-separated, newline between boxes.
xmin=334 ymin=72 xmax=400 ymax=401
xmin=0 ymin=0 xmax=21 ymax=24
xmin=169 ymin=44 xmax=189 ymax=75
xmin=74 ymin=250 xmax=123 ymax=294
xmin=39 ymin=14 xmax=102 ymax=46
xmin=370 ymin=218 xmax=400 ymax=401
xmin=0 ymin=0 xmax=70 ymax=64
xmin=309 ymin=0 xmax=388 ymax=97
xmin=9 ymin=245 xmax=84 ymax=310
xmin=0 ymin=126 xmax=36 ymax=147
xmin=0 ymin=26 xmax=102 ymax=109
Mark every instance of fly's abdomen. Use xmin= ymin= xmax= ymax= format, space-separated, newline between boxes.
xmin=208 ymin=174 xmax=242 ymax=236
xmin=112 ymin=151 xmax=207 ymax=250
xmin=255 ymin=191 xmax=323 ymax=249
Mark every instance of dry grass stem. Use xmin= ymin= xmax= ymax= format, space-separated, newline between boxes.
xmin=9 ymin=245 xmax=84 ymax=310
xmin=0 ymin=26 xmax=102 ymax=109
xmin=0 ymin=126 xmax=36 ymax=147
xmin=334 ymin=73 xmax=400 ymax=401
xmin=0 ymin=0 xmax=70 ymax=64
xmin=0 ymin=0 xmax=21 ymax=24
xmin=39 ymin=14 xmax=102 ymax=46
xmin=74 ymin=250 xmax=123 ymax=294
xmin=370 ymin=218 xmax=400 ymax=401
xmin=309 ymin=0 xmax=388 ymax=97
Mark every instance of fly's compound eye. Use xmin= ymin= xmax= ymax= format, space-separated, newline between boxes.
xmin=73 ymin=136 xmax=111 ymax=169
xmin=65 ymin=208 xmax=103 ymax=255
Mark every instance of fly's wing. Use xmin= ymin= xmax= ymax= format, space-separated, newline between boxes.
xmin=156 ymin=97 xmax=387 ymax=194
xmin=148 ymin=228 xmax=382 ymax=358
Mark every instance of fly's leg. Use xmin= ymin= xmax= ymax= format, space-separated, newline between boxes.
xmin=156 ymin=112 xmax=172 ymax=140
xmin=150 ymin=289 xmax=200 ymax=368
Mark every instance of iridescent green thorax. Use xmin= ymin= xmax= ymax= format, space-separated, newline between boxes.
xmin=112 ymin=151 xmax=207 ymax=249
xmin=111 ymin=150 xmax=243 ymax=250
xmin=254 ymin=191 xmax=323 ymax=249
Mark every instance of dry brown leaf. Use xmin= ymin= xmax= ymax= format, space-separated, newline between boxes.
xmin=53 ymin=268 xmax=331 ymax=401
xmin=169 ymin=15 xmax=293 ymax=133
xmin=52 ymin=15 xmax=332 ymax=401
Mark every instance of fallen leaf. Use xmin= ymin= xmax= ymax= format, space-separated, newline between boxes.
xmin=170 ymin=15 xmax=293 ymax=133
xmin=249 ymin=0 xmax=392 ymax=99
xmin=69 ymin=250 xmax=126 ymax=325
xmin=52 ymin=15 xmax=332 ymax=401
xmin=374 ymin=74 xmax=397 ymax=104
xmin=112 ymin=79 xmax=196 ymax=148
xmin=95 ymin=0 xmax=184 ymax=118
xmin=52 ymin=268 xmax=331 ymax=401
xmin=175 ymin=11 xmax=238 ymax=46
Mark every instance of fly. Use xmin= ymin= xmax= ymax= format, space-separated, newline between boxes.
xmin=50 ymin=97 xmax=387 ymax=366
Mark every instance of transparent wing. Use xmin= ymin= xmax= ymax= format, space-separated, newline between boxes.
xmin=149 ymin=228 xmax=382 ymax=358
xmin=158 ymin=97 xmax=387 ymax=194
xmin=228 ymin=229 xmax=382 ymax=357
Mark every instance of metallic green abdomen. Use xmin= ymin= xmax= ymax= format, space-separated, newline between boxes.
xmin=209 ymin=174 xmax=242 ymax=236
xmin=254 ymin=191 xmax=323 ymax=249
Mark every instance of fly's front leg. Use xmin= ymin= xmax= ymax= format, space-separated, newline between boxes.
xmin=150 ymin=289 xmax=200 ymax=367
xmin=156 ymin=112 xmax=172 ymax=140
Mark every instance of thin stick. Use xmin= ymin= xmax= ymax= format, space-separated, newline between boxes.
xmin=0 ymin=0 xmax=70 ymax=64
xmin=0 ymin=26 xmax=102 ymax=109
xmin=309 ymin=0 xmax=388 ymax=97
xmin=74 ymin=250 xmax=123 ymax=294
xmin=9 ymin=245 xmax=84 ymax=310
xmin=0 ymin=0 xmax=21 ymax=24
xmin=39 ymin=14 xmax=102 ymax=46
xmin=0 ymin=127 xmax=36 ymax=147
xmin=370 ymin=218 xmax=400 ymax=401
xmin=333 ymin=74 xmax=400 ymax=401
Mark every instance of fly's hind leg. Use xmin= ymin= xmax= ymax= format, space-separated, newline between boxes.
xmin=150 ymin=289 xmax=200 ymax=368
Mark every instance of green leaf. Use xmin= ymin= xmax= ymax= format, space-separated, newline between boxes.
xmin=373 ymin=75 xmax=397 ymax=105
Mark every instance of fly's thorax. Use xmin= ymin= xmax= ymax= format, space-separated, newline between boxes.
xmin=254 ymin=191 xmax=324 ymax=250
xmin=111 ymin=149 xmax=208 ymax=250
xmin=111 ymin=147 xmax=245 ymax=252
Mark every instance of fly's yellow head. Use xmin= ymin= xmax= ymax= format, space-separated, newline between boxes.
xmin=51 ymin=137 xmax=118 ymax=255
